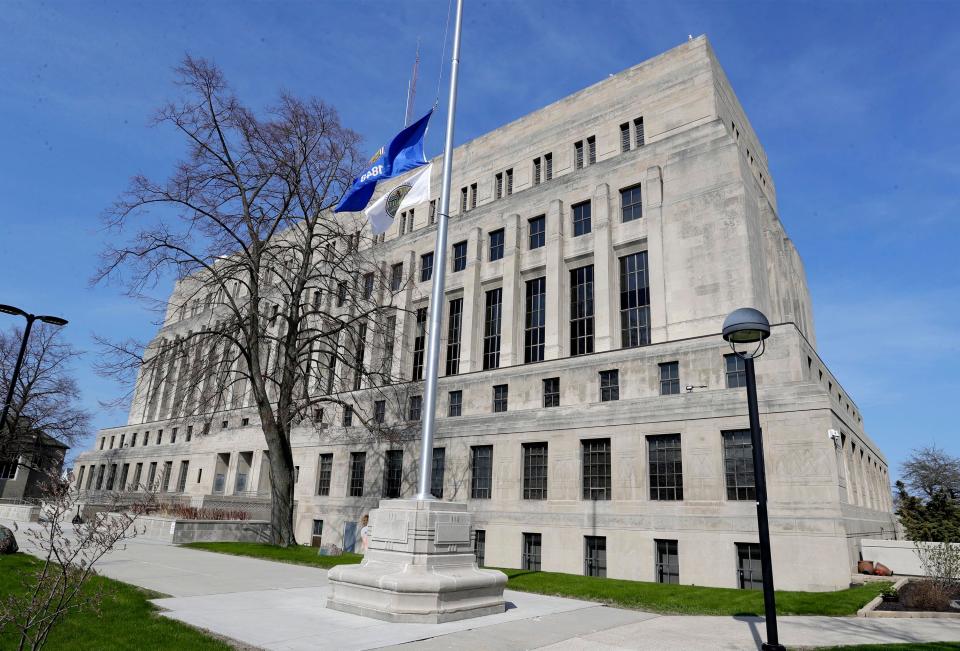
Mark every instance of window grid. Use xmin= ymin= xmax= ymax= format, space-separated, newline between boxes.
xmin=383 ymin=449 xmax=403 ymax=498
xmin=373 ymin=400 xmax=385 ymax=423
xmin=581 ymin=438 xmax=611 ymax=500
xmin=483 ymin=288 xmax=503 ymax=370
xmin=348 ymin=452 xmax=366 ymax=497
xmin=656 ymin=539 xmax=680 ymax=584
xmin=448 ymin=390 xmax=462 ymax=417
xmin=431 ymin=447 xmax=445 ymax=498
xmin=543 ymin=377 xmax=560 ymax=408
xmin=523 ymin=442 xmax=548 ymax=500
xmin=363 ymin=273 xmax=374 ymax=299
xmin=725 ymin=354 xmax=747 ymax=388
xmin=737 ymin=542 xmax=763 ymax=590
xmin=412 ymin=307 xmax=428 ymax=380
xmin=570 ymin=265 xmax=595 ymax=356
xmin=408 ymin=395 xmax=422 ymax=421
xmin=317 ymin=454 xmax=333 ymax=496
xmin=524 ymin=277 xmax=546 ymax=363
xmin=445 ymin=298 xmax=463 ymax=375
xmin=522 ymin=532 xmax=542 ymax=571
xmin=390 ymin=263 xmax=403 ymax=291
xmin=659 ymin=362 xmax=680 ymax=395
xmin=584 ymin=536 xmax=607 ymax=577
xmin=489 ymin=229 xmax=505 ymax=261
xmin=343 ymin=405 xmax=353 ymax=427
xmin=620 ymin=184 xmax=643 ymax=222
xmin=420 ymin=252 xmax=434 ymax=282
xmin=493 ymin=384 xmax=508 ymax=413
xmin=599 ymin=370 xmax=620 ymax=402
xmin=723 ymin=430 xmax=756 ymax=500
xmin=572 ymin=200 xmax=592 ymax=236
xmin=474 ymin=530 xmax=486 ymax=566
xmin=471 ymin=445 xmax=493 ymax=499
xmin=619 ymin=251 xmax=651 ymax=347
xmin=648 ymin=434 xmax=684 ymax=500
xmin=528 ymin=215 xmax=545 ymax=249
xmin=453 ymin=241 xmax=467 ymax=272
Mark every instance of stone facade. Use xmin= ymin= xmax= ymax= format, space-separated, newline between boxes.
xmin=73 ymin=36 xmax=895 ymax=591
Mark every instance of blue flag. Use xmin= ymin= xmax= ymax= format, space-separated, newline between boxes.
xmin=335 ymin=110 xmax=432 ymax=213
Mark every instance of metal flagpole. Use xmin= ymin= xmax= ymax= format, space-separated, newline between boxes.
xmin=415 ymin=0 xmax=463 ymax=500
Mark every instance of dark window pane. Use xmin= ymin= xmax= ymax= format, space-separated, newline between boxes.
xmin=570 ymin=265 xmax=595 ymax=356
xmin=489 ymin=229 xmax=505 ymax=261
xmin=648 ymin=434 xmax=683 ymax=501
xmin=412 ymin=307 xmax=428 ymax=380
xmin=431 ymin=447 xmax=445 ymax=498
xmin=493 ymin=384 xmax=508 ymax=413
xmin=582 ymin=438 xmax=611 ymax=500
xmin=522 ymin=532 xmax=542 ymax=571
xmin=656 ymin=539 xmax=679 ymax=584
xmin=737 ymin=542 xmax=763 ymax=590
xmin=725 ymin=354 xmax=747 ymax=388
xmin=382 ymin=449 xmax=403 ymax=498
xmin=620 ymin=184 xmax=643 ymax=222
xmin=660 ymin=362 xmax=680 ymax=395
xmin=446 ymin=298 xmax=463 ymax=375
xmin=524 ymin=277 xmax=546 ymax=363
xmin=420 ymin=252 xmax=434 ymax=282
xmin=585 ymin=535 xmax=606 ymax=577
xmin=572 ymin=201 xmax=592 ymax=237
xmin=483 ymin=288 xmax=502 ymax=370
xmin=529 ymin=215 xmax=545 ymax=250
xmin=600 ymin=370 xmax=619 ymax=402
xmin=349 ymin=452 xmax=366 ymax=497
xmin=723 ymin=430 xmax=756 ymax=501
xmin=471 ymin=445 xmax=493 ymax=499
xmin=523 ymin=442 xmax=548 ymax=500
xmin=543 ymin=377 xmax=560 ymax=408
xmin=619 ymin=252 xmax=651 ymax=348
xmin=448 ymin=390 xmax=462 ymax=417
xmin=453 ymin=241 xmax=467 ymax=272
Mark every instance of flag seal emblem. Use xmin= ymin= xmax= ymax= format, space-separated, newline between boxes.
xmin=386 ymin=184 xmax=412 ymax=218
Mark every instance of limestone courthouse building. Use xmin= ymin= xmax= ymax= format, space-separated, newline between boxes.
xmin=74 ymin=37 xmax=896 ymax=591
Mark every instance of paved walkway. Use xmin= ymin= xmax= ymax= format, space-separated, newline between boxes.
xmin=6 ymin=518 xmax=960 ymax=650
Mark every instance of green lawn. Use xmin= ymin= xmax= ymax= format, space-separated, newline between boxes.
xmin=180 ymin=542 xmax=886 ymax=616
xmin=0 ymin=553 xmax=230 ymax=650
xmin=182 ymin=541 xmax=363 ymax=568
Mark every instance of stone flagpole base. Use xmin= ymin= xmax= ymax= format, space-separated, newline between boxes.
xmin=326 ymin=499 xmax=506 ymax=623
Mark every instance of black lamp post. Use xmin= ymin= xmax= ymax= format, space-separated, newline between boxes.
xmin=0 ymin=304 xmax=69 ymax=435
xmin=721 ymin=307 xmax=785 ymax=651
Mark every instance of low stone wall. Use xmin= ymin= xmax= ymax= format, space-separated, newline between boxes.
xmin=0 ymin=503 xmax=40 ymax=522
xmin=860 ymin=539 xmax=960 ymax=576
xmin=134 ymin=515 xmax=271 ymax=544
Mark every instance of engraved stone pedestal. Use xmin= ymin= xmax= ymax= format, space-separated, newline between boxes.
xmin=325 ymin=499 xmax=506 ymax=623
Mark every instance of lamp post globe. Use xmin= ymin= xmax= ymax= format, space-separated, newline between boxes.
xmin=722 ymin=307 xmax=770 ymax=345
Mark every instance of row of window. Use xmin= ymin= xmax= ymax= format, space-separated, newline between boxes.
xmin=76 ymin=459 xmax=191 ymax=494
xmin=98 ymin=415 xmax=257 ymax=453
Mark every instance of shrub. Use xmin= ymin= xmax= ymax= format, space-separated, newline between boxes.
xmin=901 ymin=579 xmax=952 ymax=611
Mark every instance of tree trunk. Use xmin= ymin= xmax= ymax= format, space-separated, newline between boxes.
xmin=265 ymin=424 xmax=297 ymax=547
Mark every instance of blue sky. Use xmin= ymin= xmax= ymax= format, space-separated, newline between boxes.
xmin=2 ymin=1 xmax=958 ymax=477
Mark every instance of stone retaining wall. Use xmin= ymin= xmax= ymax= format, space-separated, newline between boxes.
xmin=118 ymin=514 xmax=271 ymax=544
xmin=0 ymin=504 xmax=40 ymax=522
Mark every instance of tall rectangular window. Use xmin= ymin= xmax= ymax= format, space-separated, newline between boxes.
xmin=474 ymin=530 xmax=486 ymax=566
xmin=619 ymin=251 xmax=651 ymax=347
xmin=489 ymin=229 xmax=505 ymax=261
xmin=584 ymin=536 xmax=606 ymax=577
xmin=412 ymin=306 xmax=428 ymax=380
xmin=382 ymin=314 xmax=397 ymax=377
xmin=574 ymin=140 xmax=584 ymax=170
xmin=543 ymin=377 xmax=560 ymax=408
xmin=408 ymin=395 xmax=422 ymax=421
xmin=349 ymin=451 xmax=366 ymax=497
xmin=317 ymin=453 xmax=333 ymax=496
xmin=161 ymin=461 xmax=173 ymax=492
xmin=656 ymin=539 xmax=679 ymax=584
xmin=522 ymin=532 xmax=542 ymax=571
xmin=544 ymin=152 xmax=553 ymax=180
xmin=460 ymin=186 xmax=468 ymax=213
xmin=311 ymin=520 xmax=324 ymax=547
xmin=495 ymin=172 xmax=503 ymax=199
xmin=343 ymin=405 xmax=353 ymax=427
xmin=382 ymin=450 xmax=403 ymax=498
xmin=570 ymin=265 xmax=595 ymax=356
xmin=528 ymin=215 xmax=545 ymax=249
xmin=587 ymin=136 xmax=596 ymax=164
xmin=659 ymin=362 xmax=680 ymax=395
xmin=448 ymin=390 xmax=462 ymax=417
xmin=363 ymin=273 xmax=374 ymax=299
xmin=620 ymin=122 xmax=631 ymax=152
xmin=620 ymin=184 xmax=642 ymax=222
xmin=431 ymin=447 xmax=445 ymax=498
xmin=723 ymin=430 xmax=756 ymax=500
xmin=648 ymin=434 xmax=683 ymax=501
xmin=445 ymin=298 xmax=463 ymax=375
xmin=523 ymin=442 xmax=548 ymax=500
xmin=337 ymin=282 xmax=346 ymax=307
xmin=599 ymin=370 xmax=619 ymax=401
xmin=533 ymin=157 xmax=541 ymax=185
xmin=453 ymin=241 xmax=467 ymax=272
xmin=572 ymin=200 xmax=591 ymax=236
xmin=373 ymin=400 xmax=386 ymax=423
xmin=736 ymin=542 xmax=763 ymax=590
xmin=492 ymin=384 xmax=508 ymax=413
xmin=524 ymin=277 xmax=546 ymax=363
xmin=420 ymin=252 xmax=434 ymax=282
xmin=176 ymin=461 xmax=189 ymax=493
xmin=429 ymin=199 xmax=437 ymax=224
xmin=483 ymin=288 xmax=502 ymax=370
xmin=400 ymin=211 xmax=407 ymax=235
xmin=725 ymin=354 xmax=746 ymax=388
xmin=106 ymin=464 xmax=117 ymax=490
xmin=582 ymin=438 xmax=611 ymax=500
xmin=353 ymin=321 xmax=367 ymax=391
xmin=505 ymin=168 xmax=513 ymax=195
xmin=470 ymin=183 xmax=477 ymax=209
xmin=390 ymin=263 xmax=404 ymax=291
xmin=634 ymin=117 xmax=645 ymax=147
xmin=471 ymin=445 xmax=493 ymax=499
xmin=131 ymin=463 xmax=142 ymax=491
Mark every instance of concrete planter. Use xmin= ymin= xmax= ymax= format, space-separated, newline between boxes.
xmin=858 ymin=577 xmax=960 ymax=619
xmin=128 ymin=515 xmax=271 ymax=544
xmin=0 ymin=503 xmax=40 ymax=522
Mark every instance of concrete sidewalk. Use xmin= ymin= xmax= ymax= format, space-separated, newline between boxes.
xmin=5 ymin=519 xmax=959 ymax=650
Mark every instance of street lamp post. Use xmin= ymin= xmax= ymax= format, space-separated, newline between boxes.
xmin=721 ymin=307 xmax=785 ymax=651
xmin=0 ymin=304 xmax=69 ymax=435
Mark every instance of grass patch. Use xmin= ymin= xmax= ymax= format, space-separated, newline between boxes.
xmin=498 ymin=568 xmax=887 ymax=616
xmin=0 ymin=553 xmax=230 ymax=650
xmin=180 ymin=542 xmax=886 ymax=617
xmin=181 ymin=541 xmax=363 ymax=568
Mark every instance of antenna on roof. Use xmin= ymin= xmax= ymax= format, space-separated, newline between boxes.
xmin=404 ymin=38 xmax=421 ymax=127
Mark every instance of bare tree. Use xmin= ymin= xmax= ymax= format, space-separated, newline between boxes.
xmin=902 ymin=445 xmax=960 ymax=501
xmin=0 ymin=476 xmax=143 ymax=650
xmin=0 ymin=324 xmax=90 ymax=473
xmin=94 ymin=56 xmax=418 ymax=545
